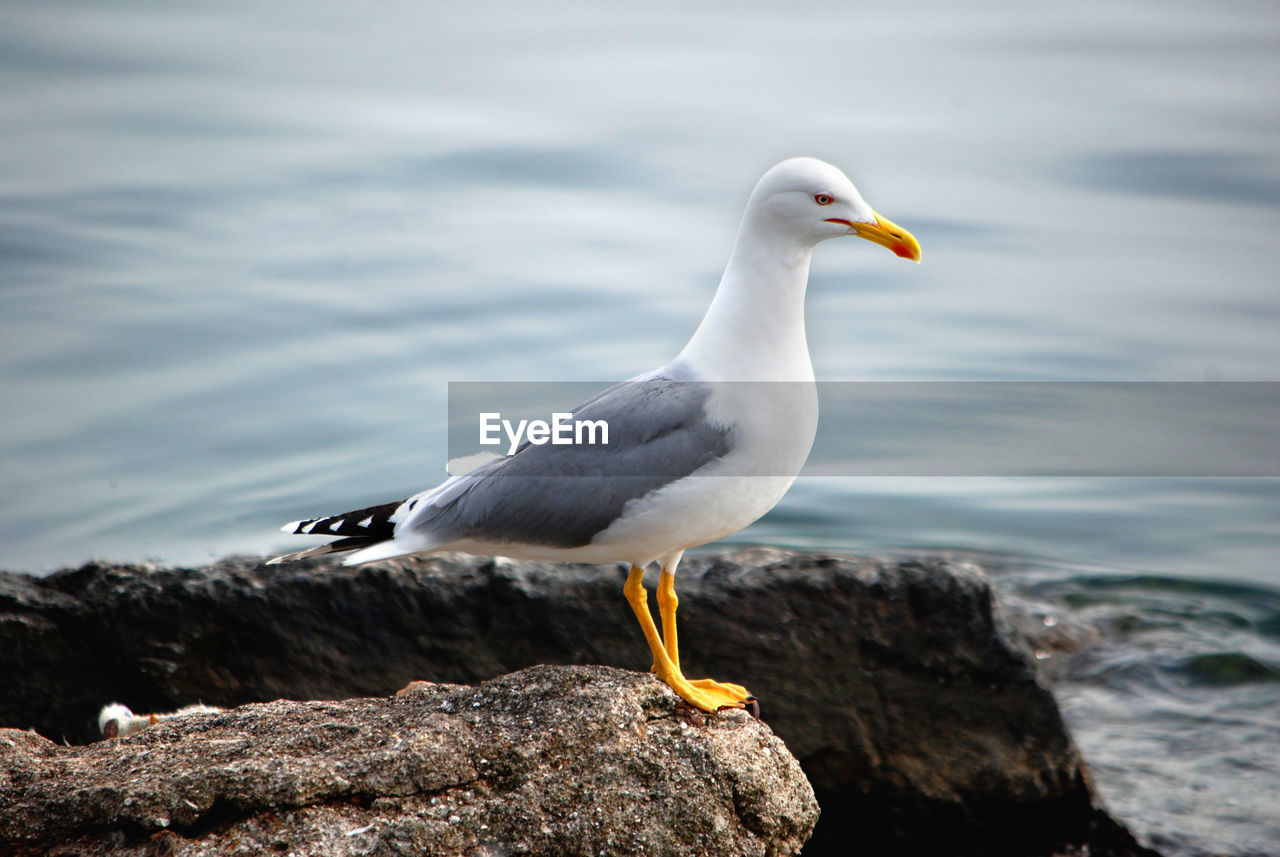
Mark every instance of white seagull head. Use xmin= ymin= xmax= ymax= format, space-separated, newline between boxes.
xmin=744 ymin=157 xmax=921 ymax=261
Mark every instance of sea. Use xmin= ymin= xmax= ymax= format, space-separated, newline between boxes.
xmin=1 ymin=2 xmax=1277 ymax=854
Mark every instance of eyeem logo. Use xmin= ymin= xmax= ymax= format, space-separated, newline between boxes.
xmin=480 ymin=412 xmax=609 ymax=456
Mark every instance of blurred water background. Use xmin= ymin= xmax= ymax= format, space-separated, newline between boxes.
xmin=1 ymin=2 xmax=1277 ymax=853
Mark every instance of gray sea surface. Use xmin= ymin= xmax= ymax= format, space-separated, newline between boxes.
xmin=2 ymin=2 xmax=1277 ymax=854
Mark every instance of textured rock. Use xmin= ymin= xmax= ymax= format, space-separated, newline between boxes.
xmin=0 ymin=665 xmax=817 ymax=856
xmin=0 ymin=549 xmax=1156 ymax=855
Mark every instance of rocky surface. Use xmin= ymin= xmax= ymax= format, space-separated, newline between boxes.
xmin=0 ymin=665 xmax=817 ymax=856
xmin=0 ymin=549 xmax=1158 ymax=856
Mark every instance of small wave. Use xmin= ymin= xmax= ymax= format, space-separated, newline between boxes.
xmin=1178 ymin=652 xmax=1280 ymax=687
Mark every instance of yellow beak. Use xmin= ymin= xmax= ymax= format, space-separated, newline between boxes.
xmin=834 ymin=211 xmax=922 ymax=262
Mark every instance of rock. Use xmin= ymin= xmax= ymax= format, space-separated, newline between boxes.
xmin=0 ymin=664 xmax=818 ymax=856
xmin=0 ymin=549 xmax=1157 ymax=856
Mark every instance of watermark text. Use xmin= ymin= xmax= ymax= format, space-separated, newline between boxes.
xmin=480 ymin=412 xmax=609 ymax=456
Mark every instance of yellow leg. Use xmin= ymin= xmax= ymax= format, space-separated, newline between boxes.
xmin=656 ymin=567 xmax=752 ymax=699
xmin=657 ymin=568 xmax=680 ymax=670
xmin=624 ymin=565 xmax=752 ymax=712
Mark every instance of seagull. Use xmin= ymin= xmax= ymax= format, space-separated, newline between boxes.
xmin=270 ymin=157 xmax=921 ymax=713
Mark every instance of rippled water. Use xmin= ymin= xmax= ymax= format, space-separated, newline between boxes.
xmin=2 ymin=2 xmax=1277 ymax=854
xmin=989 ymin=560 xmax=1280 ymax=856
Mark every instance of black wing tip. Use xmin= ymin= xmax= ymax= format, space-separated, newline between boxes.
xmin=271 ymin=499 xmax=408 ymax=565
xmin=280 ymin=499 xmax=406 ymax=539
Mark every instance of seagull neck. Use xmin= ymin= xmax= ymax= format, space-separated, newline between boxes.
xmin=678 ymin=231 xmax=817 ymax=382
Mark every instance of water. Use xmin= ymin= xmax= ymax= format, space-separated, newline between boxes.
xmin=1 ymin=2 xmax=1277 ymax=854
xmin=992 ymin=561 xmax=1280 ymax=857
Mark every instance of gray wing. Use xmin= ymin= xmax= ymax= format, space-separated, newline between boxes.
xmin=403 ymin=376 xmax=734 ymax=548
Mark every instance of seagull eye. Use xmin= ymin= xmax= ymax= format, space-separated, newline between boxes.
xmin=814 ymin=194 xmax=834 ymax=206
